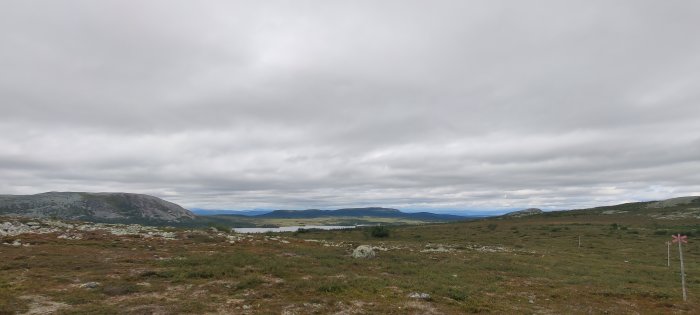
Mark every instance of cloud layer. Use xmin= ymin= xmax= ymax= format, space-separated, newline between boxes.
xmin=1 ymin=1 xmax=699 ymax=211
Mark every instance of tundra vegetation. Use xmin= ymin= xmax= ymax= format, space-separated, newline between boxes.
xmin=1 ymin=198 xmax=700 ymax=314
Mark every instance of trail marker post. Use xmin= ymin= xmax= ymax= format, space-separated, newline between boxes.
xmin=672 ymin=234 xmax=688 ymax=301
xmin=666 ymin=241 xmax=671 ymax=267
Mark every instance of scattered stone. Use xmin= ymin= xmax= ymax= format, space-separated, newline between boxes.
xmin=79 ymin=282 xmax=100 ymax=289
xmin=351 ymin=245 xmax=376 ymax=259
xmin=1 ymin=218 xmax=179 ymax=240
xmin=1 ymin=221 xmax=56 ymax=236
xmin=647 ymin=196 xmax=700 ymax=208
xmin=57 ymin=233 xmax=83 ymax=240
xmin=464 ymin=244 xmax=536 ymax=254
xmin=650 ymin=209 xmax=700 ymax=220
xmin=45 ymin=220 xmax=74 ymax=229
xmin=408 ymin=292 xmax=431 ymax=300
xmin=602 ymin=210 xmax=628 ymax=215
xmin=420 ymin=244 xmax=453 ymax=253
xmin=503 ymin=208 xmax=543 ymax=218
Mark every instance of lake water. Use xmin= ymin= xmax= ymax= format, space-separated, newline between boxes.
xmin=233 ymin=225 xmax=356 ymax=233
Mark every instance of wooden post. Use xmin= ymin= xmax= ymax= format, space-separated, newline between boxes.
xmin=672 ymin=234 xmax=688 ymax=302
xmin=578 ymin=235 xmax=581 ymax=248
xmin=679 ymin=240 xmax=687 ymax=301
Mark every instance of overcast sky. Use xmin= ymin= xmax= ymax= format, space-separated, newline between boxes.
xmin=1 ymin=1 xmax=699 ymax=212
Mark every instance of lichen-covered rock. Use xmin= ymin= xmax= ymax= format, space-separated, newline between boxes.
xmin=420 ymin=244 xmax=453 ymax=253
xmin=408 ymin=292 xmax=431 ymax=299
xmin=57 ymin=233 xmax=83 ymax=240
xmin=351 ymin=245 xmax=375 ymax=258
xmin=1 ymin=218 xmax=179 ymax=241
xmin=79 ymin=282 xmax=100 ymax=289
xmin=1 ymin=221 xmax=60 ymax=236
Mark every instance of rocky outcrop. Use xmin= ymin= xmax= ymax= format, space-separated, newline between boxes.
xmin=0 ymin=192 xmax=194 ymax=223
xmin=646 ymin=196 xmax=700 ymax=209
xmin=351 ymin=245 xmax=376 ymax=258
xmin=503 ymin=208 xmax=543 ymax=218
xmin=1 ymin=218 xmax=178 ymax=240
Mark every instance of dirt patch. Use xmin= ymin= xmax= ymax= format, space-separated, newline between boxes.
xmin=333 ymin=300 xmax=367 ymax=315
xmin=403 ymin=300 xmax=442 ymax=315
xmin=20 ymin=295 xmax=69 ymax=315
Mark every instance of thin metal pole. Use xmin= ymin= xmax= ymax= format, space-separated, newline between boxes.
xmin=679 ymin=241 xmax=687 ymax=301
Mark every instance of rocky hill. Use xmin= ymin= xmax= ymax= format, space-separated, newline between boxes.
xmin=645 ymin=196 xmax=700 ymax=209
xmin=516 ymin=196 xmax=700 ymax=221
xmin=0 ymin=192 xmax=195 ymax=223
xmin=502 ymin=208 xmax=543 ymax=218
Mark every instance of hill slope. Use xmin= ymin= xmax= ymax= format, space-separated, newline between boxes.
xmin=0 ymin=192 xmax=195 ymax=223
xmin=502 ymin=208 xmax=543 ymax=218
xmin=491 ymin=196 xmax=700 ymax=223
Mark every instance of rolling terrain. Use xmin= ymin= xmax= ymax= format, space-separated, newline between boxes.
xmin=1 ymin=197 xmax=699 ymax=313
xmin=197 ymin=207 xmax=472 ymax=228
xmin=0 ymin=193 xmax=470 ymax=228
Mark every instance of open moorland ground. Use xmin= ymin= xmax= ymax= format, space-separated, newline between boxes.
xmin=2 ymin=202 xmax=700 ymax=314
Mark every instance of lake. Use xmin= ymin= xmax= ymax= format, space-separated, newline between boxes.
xmin=232 ymin=225 xmax=356 ymax=233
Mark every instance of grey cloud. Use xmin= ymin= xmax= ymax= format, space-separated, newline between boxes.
xmin=1 ymin=1 xmax=699 ymax=212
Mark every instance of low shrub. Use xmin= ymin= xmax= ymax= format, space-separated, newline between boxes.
xmin=370 ymin=225 xmax=390 ymax=238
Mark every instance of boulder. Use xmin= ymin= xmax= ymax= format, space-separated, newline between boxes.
xmin=79 ymin=282 xmax=100 ymax=289
xmin=351 ymin=245 xmax=376 ymax=259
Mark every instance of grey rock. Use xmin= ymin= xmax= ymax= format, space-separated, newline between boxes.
xmin=408 ymin=292 xmax=431 ymax=299
xmin=351 ymin=245 xmax=376 ymax=259
xmin=79 ymin=282 xmax=100 ymax=289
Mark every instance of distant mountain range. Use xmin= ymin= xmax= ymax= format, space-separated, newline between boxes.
xmin=192 ymin=208 xmax=496 ymax=218
xmin=254 ymin=207 xmax=469 ymax=221
xmin=0 ymin=192 xmax=194 ymax=223
xmin=4 ymin=191 xmax=698 ymax=226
